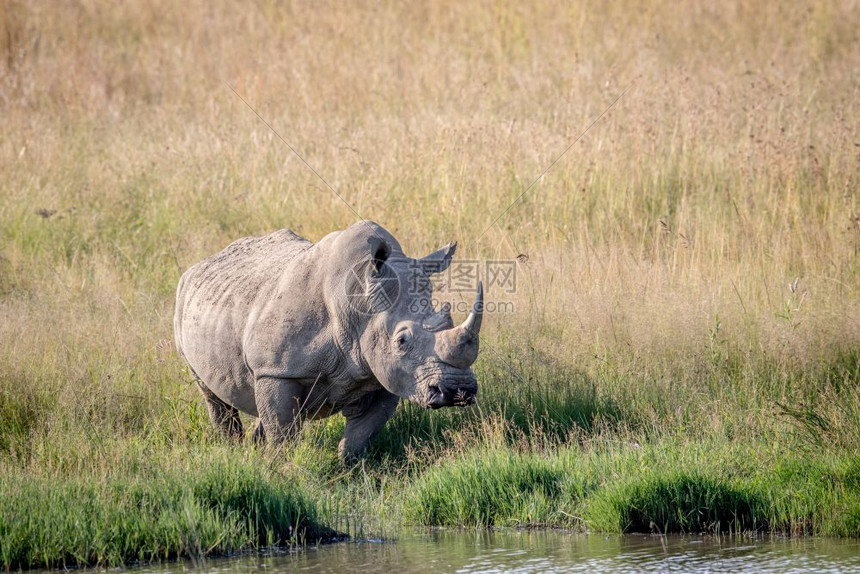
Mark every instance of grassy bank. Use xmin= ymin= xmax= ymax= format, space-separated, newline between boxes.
xmin=0 ymin=448 xmax=332 ymax=570
xmin=2 ymin=0 xmax=860 ymax=568
xmin=403 ymin=441 xmax=860 ymax=536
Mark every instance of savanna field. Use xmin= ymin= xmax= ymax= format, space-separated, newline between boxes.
xmin=1 ymin=0 xmax=859 ymax=568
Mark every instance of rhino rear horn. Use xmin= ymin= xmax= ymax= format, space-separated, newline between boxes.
xmin=423 ymin=302 xmax=454 ymax=332
xmin=434 ymin=282 xmax=483 ymax=368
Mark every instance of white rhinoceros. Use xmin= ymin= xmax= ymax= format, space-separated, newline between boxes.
xmin=174 ymin=221 xmax=481 ymax=462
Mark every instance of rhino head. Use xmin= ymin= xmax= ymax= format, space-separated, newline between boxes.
xmin=335 ymin=222 xmax=481 ymax=409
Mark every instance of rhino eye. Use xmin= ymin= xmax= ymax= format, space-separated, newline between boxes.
xmin=393 ymin=331 xmax=412 ymax=352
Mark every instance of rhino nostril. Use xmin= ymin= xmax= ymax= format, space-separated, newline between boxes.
xmin=425 ymin=385 xmax=447 ymax=409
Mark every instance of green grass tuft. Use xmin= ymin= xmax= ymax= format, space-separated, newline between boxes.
xmin=0 ymin=453 xmax=330 ymax=570
xmin=402 ymin=442 xmax=860 ymax=537
xmin=403 ymin=449 xmax=563 ymax=527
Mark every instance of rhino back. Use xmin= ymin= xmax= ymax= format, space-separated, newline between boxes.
xmin=174 ymin=229 xmax=313 ymax=412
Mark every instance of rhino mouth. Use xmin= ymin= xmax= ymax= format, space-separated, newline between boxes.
xmin=418 ymin=364 xmax=478 ymax=409
xmin=414 ymin=360 xmax=478 ymax=409
xmin=426 ymin=384 xmax=477 ymax=409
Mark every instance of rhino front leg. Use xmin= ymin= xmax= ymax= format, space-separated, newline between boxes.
xmin=338 ymin=389 xmax=400 ymax=464
xmin=251 ymin=419 xmax=266 ymax=443
xmin=254 ymin=377 xmax=305 ymax=444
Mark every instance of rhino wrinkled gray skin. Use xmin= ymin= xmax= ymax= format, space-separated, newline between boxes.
xmin=174 ymin=221 xmax=482 ymax=463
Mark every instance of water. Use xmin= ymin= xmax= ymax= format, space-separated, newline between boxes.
xmin=144 ymin=531 xmax=860 ymax=573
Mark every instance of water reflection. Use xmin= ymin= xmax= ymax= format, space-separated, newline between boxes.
xmin=142 ymin=530 xmax=860 ymax=574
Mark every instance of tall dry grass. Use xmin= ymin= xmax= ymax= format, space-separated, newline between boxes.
xmin=3 ymin=0 xmax=857 ymax=338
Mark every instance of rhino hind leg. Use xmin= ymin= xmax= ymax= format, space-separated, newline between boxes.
xmin=196 ymin=380 xmax=244 ymax=440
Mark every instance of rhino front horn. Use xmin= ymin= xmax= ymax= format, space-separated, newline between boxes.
xmin=435 ymin=282 xmax=483 ymax=368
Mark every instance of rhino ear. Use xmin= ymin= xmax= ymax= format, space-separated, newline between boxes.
xmin=367 ymin=235 xmax=392 ymax=275
xmin=420 ymin=241 xmax=457 ymax=274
